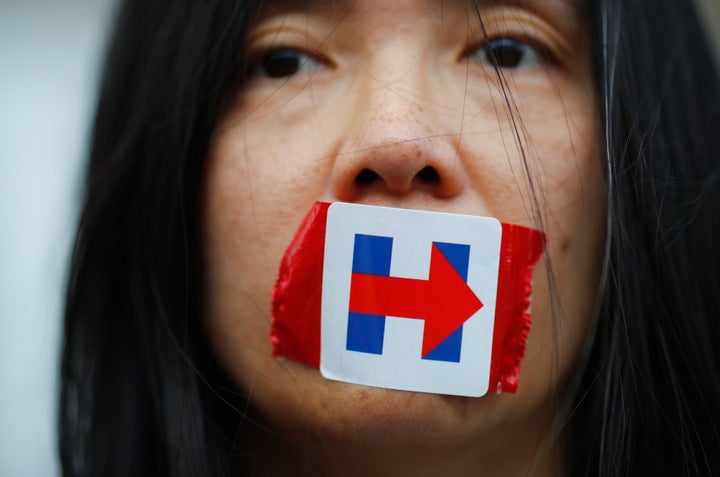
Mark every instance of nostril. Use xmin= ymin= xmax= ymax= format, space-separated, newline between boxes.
xmin=355 ymin=168 xmax=379 ymax=185
xmin=416 ymin=166 xmax=440 ymax=183
xmin=351 ymin=165 xmax=444 ymax=194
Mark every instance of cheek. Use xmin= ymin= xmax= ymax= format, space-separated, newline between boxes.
xmin=201 ymin=119 xmax=346 ymax=430
xmin=516 ymin=106 xmax=605 ymax=390
xmin=201 ymin=131 xmax=297 ymax=371
xmin=205 ymin=112 xmax=332 ymax=249
xmin=458 ymin=80 xmax=605 ymax=388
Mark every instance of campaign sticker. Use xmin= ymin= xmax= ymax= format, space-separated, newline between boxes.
xmin=320 ymin=203 xmax=502 ymax=397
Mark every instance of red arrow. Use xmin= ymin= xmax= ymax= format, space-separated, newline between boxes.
xmin=349 ymin=244 xmax=483 ymax=358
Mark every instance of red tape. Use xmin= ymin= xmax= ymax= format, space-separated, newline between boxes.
xmin=270 ymin=202 xmax=545 ymax=394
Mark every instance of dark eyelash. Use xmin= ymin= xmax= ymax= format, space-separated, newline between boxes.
xmin=245 ymin=46 xmax=330 ymax=71
xmin=464 ymin=36 xmax=555 ymax=68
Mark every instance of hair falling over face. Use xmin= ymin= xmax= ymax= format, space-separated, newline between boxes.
xmin=60 ymin=1 xmax=720 ymax=476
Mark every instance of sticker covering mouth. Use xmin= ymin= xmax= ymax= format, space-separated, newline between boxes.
xmin=271 ymin=202 xmax=545 ymax=397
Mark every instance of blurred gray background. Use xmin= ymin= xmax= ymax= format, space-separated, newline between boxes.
xmin=1 ymin=1 xmax=718 ymax=476
xmin=1 ymin=1 xmax=116 ymax=476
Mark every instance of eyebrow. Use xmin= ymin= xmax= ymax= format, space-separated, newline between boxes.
xmin=469 ymin=0 xmax=583 ymax=25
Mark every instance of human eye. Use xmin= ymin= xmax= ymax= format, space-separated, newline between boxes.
xmin=467 ymin=37 xmax=545 ymax=70
xmin=250 ymin=48 xmax=323 ymax=79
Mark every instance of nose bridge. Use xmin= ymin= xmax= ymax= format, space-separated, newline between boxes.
xmin=329 ymin=48 xmax=465 ymax=202
xmin=359 ymin=77 xmax=435 ymax=161
xmin=359 ymin=40 xmax=436 ymax=132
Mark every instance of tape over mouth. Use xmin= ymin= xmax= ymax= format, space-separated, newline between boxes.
xmin=271 ymin=201 xmax=545 ymax=397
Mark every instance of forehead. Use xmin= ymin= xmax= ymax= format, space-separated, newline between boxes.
xmin=255 ymin=0 xmax=582 ymax=18
xmin=252 ymin=0 xmax=585 ymax=38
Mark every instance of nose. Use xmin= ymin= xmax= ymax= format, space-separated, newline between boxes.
xmin=328 ymin=69 xmax=466 ymax=203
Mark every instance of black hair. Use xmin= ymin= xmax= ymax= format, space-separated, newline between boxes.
xmin=60 ymin=1 xmax=261 ymax=475
xmin=60 ymin=0 xmax=720 ymax=476
xmin=572 ymin=1 xmax=720 ymax=475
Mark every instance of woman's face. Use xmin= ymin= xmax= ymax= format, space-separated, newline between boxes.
xmin=203 ymin=0 xmax=603 ymax=471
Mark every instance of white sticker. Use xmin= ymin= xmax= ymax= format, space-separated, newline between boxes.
xmin=320 ymin=203 xmax=501 ymax=397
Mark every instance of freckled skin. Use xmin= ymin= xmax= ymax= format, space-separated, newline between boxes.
xmin=202 ymin=1 xmax=604 ymax=475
